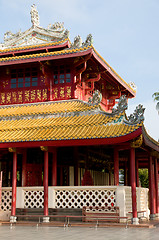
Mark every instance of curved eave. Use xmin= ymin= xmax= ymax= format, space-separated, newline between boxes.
xmin=0 ymin=127 xmax=142 ymax=149
xmin=142 ymin=126 xmax=159 ymax=152
xmin=0 ymin=47 xmax=93 ymax=66
xmin=92 ymin=48 xmax=136 ymax=97
xmin=0 ymin=40 xmax=70 ymax=56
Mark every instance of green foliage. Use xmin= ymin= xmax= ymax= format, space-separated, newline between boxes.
xmin=138 ymin=169 xmax=149 ymax=188
xmin=152 ymin=92 xmax=159 ymax=113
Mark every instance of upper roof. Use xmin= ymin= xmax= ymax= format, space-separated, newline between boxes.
xmin=0 ymin=5 xmax=136 ymax=98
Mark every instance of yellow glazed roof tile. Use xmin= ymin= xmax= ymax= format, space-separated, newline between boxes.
xmin=0 ymin=100 xmax=142 ymax=143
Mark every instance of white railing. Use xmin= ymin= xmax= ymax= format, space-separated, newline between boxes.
xmin=1 ymin=186 xmax=149 ymax=218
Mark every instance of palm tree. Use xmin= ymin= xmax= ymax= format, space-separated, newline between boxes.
xmin=152 ymin=92 xmax=159 ymax=113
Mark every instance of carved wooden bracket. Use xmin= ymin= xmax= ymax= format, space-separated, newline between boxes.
xmin=40 ymin=146 xmax=48 ymax=152
xmin=8 ymin=147 xmax=16 ymax=153
xmin=130 ymin=135 xmax=143 ymax=148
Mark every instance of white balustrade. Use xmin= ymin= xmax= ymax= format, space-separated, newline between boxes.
xmin=1 ymin=186 xmax=149 ymax=218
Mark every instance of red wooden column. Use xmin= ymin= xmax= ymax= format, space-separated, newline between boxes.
xmin=130 ymin=148 xmax=138 ymax=224
xmin=40 ymin=146 xmax=49 ymax=222
xmin=22 ymin=149 xmax=27 ymax=187
xmin=155 ymin=158 xmax=159 ymax=216
xmin=10 ymin=148 xmax=17 ymax=222
xmin=148 ymin=156 xmax=156 ymax=219
xmin=136 ymin=158 xmax=139 ymax=187
xmin=52 ymin=148 xmax=57 ymax=186
xmin=114 ymin=148 xmax=119 ymax=186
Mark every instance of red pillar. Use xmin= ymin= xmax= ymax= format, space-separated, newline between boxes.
xmin=22 ymin=150 xmax=27 ymax=187
xmin=109 ymin=172 xmax=111 ymax=186
xmin=130 ymin=148 xmax=138 ymax=223
xmin=136 ymin=158 xmax=139 ymax=187
xmin=11 ymin=151 xmax=17 ymax=217
xmin=149 ymin=156 xmax=156 ymax=218
xmin=52 ymin=148 xmax=57 ymax=186
xmin=114 ymin=148 xmax=119 ymax=186
xmin=155 ymin=158 xmax=159 ymax=214
xmin=44 ymin=151 xmax=49 ymax=216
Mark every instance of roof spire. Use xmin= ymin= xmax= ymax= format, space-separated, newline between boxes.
xmin=30 ymin=4 xmax=40 ymax=27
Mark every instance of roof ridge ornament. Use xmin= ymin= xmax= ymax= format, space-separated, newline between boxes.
xmin=71 ymin=34 xmax=93 ymax=48
xmin=112 ymin=95 xmax=128 ymax=114
xmin=126 ymin=104 xmax=145 ymax=124
xmin=30 ymin=4 xmax=40 ymax=27
xmin=88 ymin=90 xmax=102 ymax=105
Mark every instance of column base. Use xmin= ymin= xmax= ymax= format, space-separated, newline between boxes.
xmin=150 ymin=214 xmax=156 ymax=220
xmin=10 ymin=216 xmax=17 ymax=223
xmin=132 ymin=217 xmax=139 ymax=225
xmin=155 ymin=213 xmax=159 ymax=218
xmin=43 ymin=216 xmax=50 ymax=223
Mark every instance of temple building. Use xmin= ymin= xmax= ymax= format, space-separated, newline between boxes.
xmin=0 ymin=5 xmax=158 ymax=224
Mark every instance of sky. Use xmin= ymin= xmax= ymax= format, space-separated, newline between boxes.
xmin=0 ymin=0 xmax=158 ymax=140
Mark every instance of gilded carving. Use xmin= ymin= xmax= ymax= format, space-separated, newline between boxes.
xmin=18 ymin=91 xmax=23 ymax=103
xmin=6 ymin=93 xmax=11 ymax=103
xmin=37 ymin=89 xmax=41 ymax=100
xmin=60 ymin=87 xmax=65 ymax=98
xmin=53 ymin=88 xmax=58 ymax=100
xmin=30 ymin=90 xmax=36 ymax=102
xmin=130 ymin=135 xmax=143 ymax=148
xmin=8 ymin=147 xmax=16 ymax=153
xmin=66 ymin=86 xmax=71 ymax=98
xmin=25 ymin=90 xmax=30 ymax=102
xmin=40 ymin=146 xmax=48 ymax=152
xmin=1 ymin=93 xmax=5 ymax=104
xmin=12 ymin=92 xmax=17 ymax=103
xmin=42 ymin=89 xmax=47 ymax=100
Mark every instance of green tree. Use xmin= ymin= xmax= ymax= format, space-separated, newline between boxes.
xmin=152 ymin=92 xmax=159 ymax=113
xmin=138 ymin=169 xmax=149 ymax=188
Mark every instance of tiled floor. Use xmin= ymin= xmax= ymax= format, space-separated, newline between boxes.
xmin=0 ymin=225 xmax=159 ymax=240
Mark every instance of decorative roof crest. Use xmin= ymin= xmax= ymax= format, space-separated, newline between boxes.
xmin=112 ymin=95 xmax=128 ymax=114
xmin=71 ymin=34 xmax=93 ymax=48
xmin=48 ymin=22 xmax=65 ymax=32
xmin=129 ymin=81 xmax=137 ymax=91
xmin=126 ymin=104 xmax=145 ymax=124
xmin=88 ymin=90 xmax=102 ymax=105
xmin=71 ymin=35 xmax=82 ymax=48
xmin=30 ymin=4 xmax=40 ymax=27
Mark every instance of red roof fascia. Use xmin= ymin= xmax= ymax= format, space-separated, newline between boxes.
xmin=0 ymin=41 xmax=70 ymax=56
xmin=0 ymin=127 xmax=142 ymax=149
xmin=92 ymin=51 xmax=136 ymax=97
xmin=0 ymin=48 xmax=93 ymax=66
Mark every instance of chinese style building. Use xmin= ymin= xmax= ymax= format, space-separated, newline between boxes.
xmin=0 ymin=5 xmax=158 ymax=224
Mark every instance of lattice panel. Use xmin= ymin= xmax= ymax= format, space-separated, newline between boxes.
xmin=24 ymin=190 xmax=44 ymax=208
xmin=55 ymin=189 xmax=116 ymax=208
xmin=1 ymin=190 xmax=12 ymax=211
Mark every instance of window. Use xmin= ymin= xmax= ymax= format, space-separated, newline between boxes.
xmin=53 ymin=65 xmax=71 ymax=85
xmin=10 ymin=67 xmax=38 ymax=89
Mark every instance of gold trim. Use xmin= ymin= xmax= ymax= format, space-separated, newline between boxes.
xmin=130 ymin=134 xmax=143 ymax=148
xmin=8 ymin=147 xmax=16 ymax=152
xmin=40 ymin=146 xmax=48 ymax=152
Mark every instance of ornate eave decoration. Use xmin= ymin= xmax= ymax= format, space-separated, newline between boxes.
xmin=71 ymin=34 xmax=93 ymax=48
xmin=150 ymin=150 xmax=159 ymax=159
xmin=8 ymin=147 xmax=16 ymax=153
xmin=40 ymin=146 xmax=48 ymax=152
xmin=130 ymin=134 xmax=143 ymax=148
xmin=125 ymin=104 xmax=145 ymax=124
xmin=88 ymin=90 xmax=102 ymax=105
xmin=112 ymin=95 xmax=128 ymax=114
